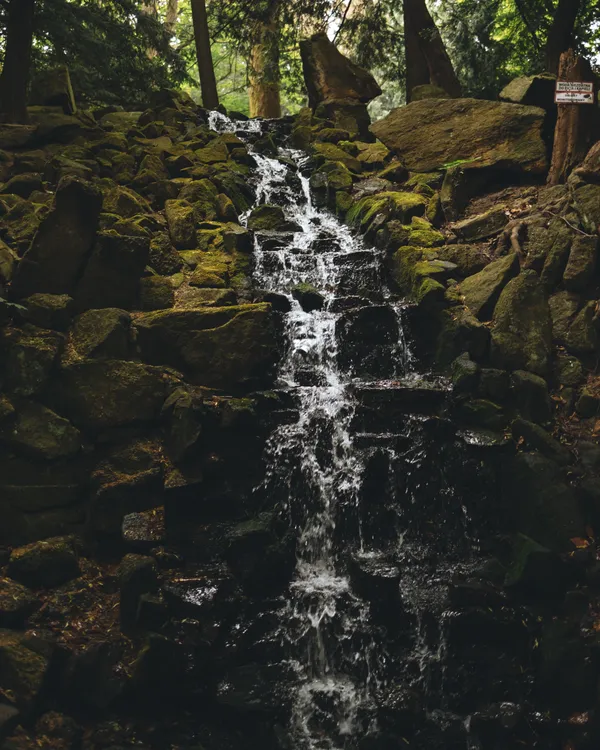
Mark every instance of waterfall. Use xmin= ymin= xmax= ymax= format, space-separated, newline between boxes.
xmin=210 ymin=114 xmax=494 ymax=750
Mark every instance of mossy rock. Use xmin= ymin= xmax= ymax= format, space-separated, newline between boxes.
xmin=134 ymin=304 xmax=281 ymax=392
xmin=139 ymin=276 xmax=176 ymax=311
xmin=566 ymin=301 xmax=598 ymax=356
xmin=195 ymin=139 xmax=229 ymax=164
xmin=290 ymin=125 xmax=313 ymax=149
xmin=165 ymin=199 xmax=197 ymax=249
xmin=434 ymin=245 xmax=486 ymax=277
xmin=247 ymin=204 xmax=287 ymax=232
xmin=178 ymin=178 xmax=218 ymax=221
xmin=347 ymin=191 xmax=427 ymax=233
xmin=459 ymin=252 xmax=519 ymax=321
xmin=23 ymin=293 xmax=73 ymax=331
xmin=436 ymin=306 xmax=490 ymax=364
xmin=548 ymin=291 xmax=579 ymax=346
xmin=490 ymin=270 xmax=552 ymax=376
xmin=0 ymin=630 xmax=50 ymax=710
xmin=102 ymin=185 xmax=149 ymax=218
xmin=2 ymin=402 xmax=81 ymax=460
xmin=8 ymin=536 xmax=80 ymax=589
xmin=316 ymin=128 xmax=351 ymax=144
xmin=355 ymin=142 xmax=391 ymax=170
xmin=54 ymin=360 xmax=171 ymax=429
xmin=3 ymin=324 xmax=64 ymax=397
xmin=377 ymin=161 xmax=408 ymax=183
xmin=68 ymin=308 xmax=132 ymax=361
xmin=216 ymin=193 xmax=238 ymax=222
xmin=311 ymin=142 xmax=361 ymax=172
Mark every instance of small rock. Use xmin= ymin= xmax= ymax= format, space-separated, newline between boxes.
xmin=291 ymin=283 xmax=324 ymax=312
xmin=122 ymin=508 xmax=165 ymax=552
xmin=7 ymin=537 xmax=80 ymax=589
xmin=69 ymin=307 xmax=132 ymax=360
xmin=1 ymin=172 xmax=43 ymax=199
xmin=453 ymin=207 xmax=509 ymax=242
xmin=23 ymin=293 xmax=73 ymax=331
xmin=3 ymin=402 xmax=81 ymax=460
xmin=0 ymin=578 xmax=39 ymax=628
xmin=118 ymin=553 xmax=158 ymax=632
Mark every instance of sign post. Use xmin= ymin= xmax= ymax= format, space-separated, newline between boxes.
xmin=555 ymin=81 xmax=595 ymax=105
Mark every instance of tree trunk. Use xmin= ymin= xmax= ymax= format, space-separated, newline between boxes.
xmin=403 ymin=0 xmax=430 ymax=103
xmin=403 ymin=0 xmax=461 ymax=101
xmin=191 ymin=0 xmax=219 ymax=110
xmin=165 ymin=0 xmax=179 ymax=35
xmin=545 ymin=0 xmax=582 ymax=75
xmin=0 ymin=0 xmax=35 ymax=124
xmin=547 ymin=50 xmax=598 ymax=186
xmin=249 ymin=3 xmax=282 ymax=119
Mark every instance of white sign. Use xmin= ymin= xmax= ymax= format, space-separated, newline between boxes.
xmin=555 ymin=81 xmax=595 ymax=104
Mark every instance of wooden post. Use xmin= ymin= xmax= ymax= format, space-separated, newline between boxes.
xmin=547 ymin=49 xmax=598 ymax=186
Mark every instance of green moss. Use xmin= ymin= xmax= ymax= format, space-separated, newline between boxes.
xmin=311 ymin=142 xmax=361 ymax=172
xmin=347 ymin=191 xmax=427 ymax=232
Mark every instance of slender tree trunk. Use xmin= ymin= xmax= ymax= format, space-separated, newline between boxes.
xmin=403 ymin=0 xmax=461 ymax=100
xmin=165 ymin=0 xmax=179 ymax=35
xmin=547 ymin=50 xmax=597 ymax=186
xmin=404 ymin=0 xmax=430 ymax=103
xmin=0 ymin=0 xmax=35 ymax=124
xmin=191 ymin=0 xmax=219 ymax=110
xmin=545 ymin=0 xmax=583 ymax=75
xmin=249 ymin=3 xmax=282 ymax=119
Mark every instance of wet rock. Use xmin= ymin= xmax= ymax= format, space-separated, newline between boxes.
xmin=3 ymin=325 xmax=64 ymax=397
xmin=23 ymin=293 xmax=73 ymax=331
xmin=512 ymin=419 xmax=571 ymax=465
xmin=0 ymin=578 xmax=39 ymax=628
xmin=257 ymin=291 xmax=292 ymax=313
xmin=563 ymin=235 xmax=598 ymax=292
xmin=453 ymin=207 xmax=509 ymax=242
xmin=371 ymin=99 xmax=548 ymax=175
xmin=336 ymin=305 xmax=400 ymax=377
xmin=54 ymin=360 xmax=170 ymax=429
xmin=217 ymin=662 xmax=290 ymax=715
xmin=501 ymin=452 xmax=584 ymax=550
xmin=0 ymin=630 xmax=51 ymax=711
xmin=247 ymin=204 xmax=287 ymax=232
xmin=510 ymin=370 xmax=552 ymax=424
xmin=69 ymin=308 xmax=132 ymax=360
xmin=300 ymin=32 xmax=381 ymax=108
xmin=490 ymin=270 xmax=552 ymax=376
xmin=348 ymin=553 xmax=401 ymax=603
xmin=459 ymin=253 xmax=519 ymax=321
xmin=135 ymin=304 xmax=281 ymax=392
xmin=2 ymin=402 xmax=81 ymax=460
xmin=7 ymin=536 xmax=80 ymax=589
xmin=74 ymin=232 xmax=149 ymax=312
xmin=225 ymin=514 xmax=295 ymax=596
xmin=11 ymin=176 xmax=102 ymax=299
xmin=118 ymin=553 xmax=158 ymax=632
xmin=292 ymin=283 xmax=324 ymax=312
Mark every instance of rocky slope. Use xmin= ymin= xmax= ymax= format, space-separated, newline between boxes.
xmin=0 ymin=80 xmax=599 ymax=750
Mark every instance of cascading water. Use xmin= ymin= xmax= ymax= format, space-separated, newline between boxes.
xmin=209 ymin=113 xmax=499 ymax=750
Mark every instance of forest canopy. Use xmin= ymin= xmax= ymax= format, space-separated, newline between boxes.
xmin=0 ymin=0 xmax=599 ymax=119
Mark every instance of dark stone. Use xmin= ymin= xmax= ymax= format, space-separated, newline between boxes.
xmin=74 ymin=232 xmax=149 ymax=312
xmin=23 ymin=293 xmax=73 ymax=331
xmin=11 ymin=176 xmax=102 ymax=299
xmin=511 ymin=419 xmax=572 ymax=465
xmin=118 ymin=553 xmax=158 ymax=632
xmin=68 ymin=308 xmax=132 ymax=360
xmin=510 ymin=369 xmax=552 ymax=424
xmin=336 ymin=305 xmax=400 ymax=377
xmin=7 ymin=536 xmax=80 ymax=589
xmin=122 ymin=508 xmax=165 ymax=552
xmin=0 ymin=578 xmax=39 ymax=628
xmin=292 ymin=283 xmax=324 ymax=312
xmin=451 ymin=352 xmax=479 ymax=393
xmin=3 ymin=324 xmax=64 ymax=397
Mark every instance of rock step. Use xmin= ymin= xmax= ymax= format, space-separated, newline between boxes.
xmin=350 ymin=381 xmax=449 ymax=432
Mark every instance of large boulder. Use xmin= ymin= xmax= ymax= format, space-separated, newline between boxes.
xmin=73 ymin=232 xmax=149 ymax=312
xmin=299 ymin=32 xmax=381 ymax=108
xmin=11 ymin=176 xmax=102 ymax=299
xmin=53 ymin=360 xmax=171 ymax=430
xmin=371 ymin=99 xmax=548 ymax=175
xmin=490 ymin=271 xmax=553 ymax=376
xmin=135 ymin=304 xmax=281 ymax=392
xmin=7 ymin=536 xmax=80 ymax=589
xmin=2 ymin=402 xmax=81 ymax=460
